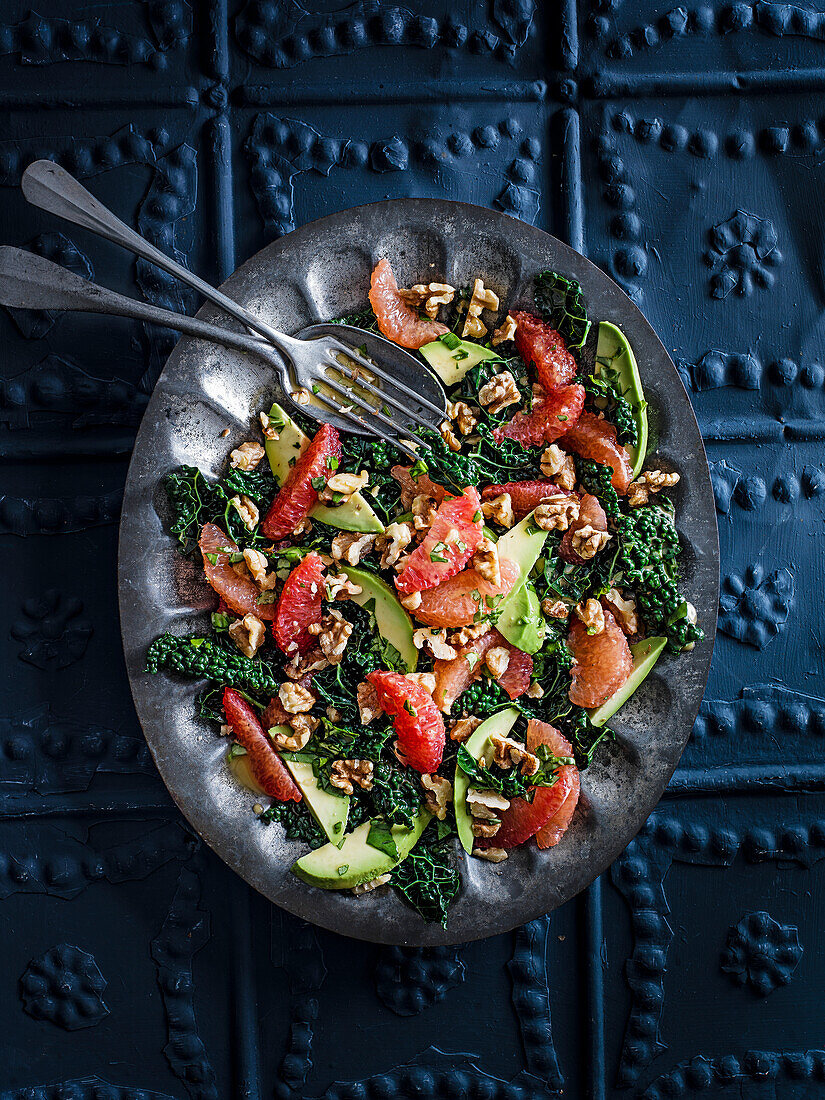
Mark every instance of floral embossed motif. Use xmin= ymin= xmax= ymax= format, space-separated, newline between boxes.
xmin=720 ymin=911 xmax=803 ymax=996
xmin=718 ymin=565 xmax=795 ymax=648
xmin=12 ymin=590 xmax=92 ymax=670
xmin=704 ymin=210 xmax=783 ymax=299
xmin=20 ymin=943 xmax=108 ymax=1029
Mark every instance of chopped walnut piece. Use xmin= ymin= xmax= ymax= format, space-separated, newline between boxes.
xmin=284 ymin=648 xmax=329 ymax=678
xmin=309 ymin=610 xmax=352 ymax=664
xmin=481 ymin=492 xmax=515 ymax=529
xmin=292 ymin=517 xmax=313 ymax=537
xmin=449 ymin=715 xmax=482 ymax=742
xmin=471 ymin=818 xmax=503 ymax=838
xmin=357 ymin=680 xmax=380 ymax=725
xmin=243 ymin=548 xmax=279 ymax=590
xmin=331 ymin=530 xmax=376 ymax=566
xmin=540 ymin=443 xmax=567 ymax=478
xmin=541 ymin=598 xmax=570 ymax=620
xmin=491 ymin=313 xmax=518 ymax=346
xmin=330 ymin=759 xmax=374 ymax=794
xmin=325 ymin=573 xmax=362 ymax=601
xmin=478 ymin=370 xmax=520 ymax=415
xmin=352 ymin=872 xmax=392 ymax=896
xmin=277 ymin=681 xmax=316 ymax=714
xmin=485 ymin=645 xmax=511 ymax=679
xmin=326 ymin=706 xmax=342 ymax=723
xmin=450 ymin=621 xmax=491 ymax=648
xmin=230 ymin=441 xmax=265 ymax=471
xmin=474 ymin=847 xmax=508 ymax=863
xmin=411 ymin=493 xmax=439 ymax=532
xmin=448 ymin=400 xmax=479 ymax=435
xmin=318 ymin=470 xmax=369 ymax=504
xmin=230 ymin=494 xmax=259 ymax=532
xmin=466 ymin=788 xmax=511 ymax=819
xmin=376 ymin=521 xmax=414 ymax=569
xmin=473 ymin=537 xmax=501 ymax=586
xmin=405 ymin=672 xmax=437 ymax=694
xmin=604 ymin=587 xmax=639 ymax=635
xmin=399 ymin=282 xmax=456 ymax=318
xmin=570 ymin=524 xmax=611 ymax=560
xmin=461 ymin=278 xmax=500 ymax=339
xmin=291 ymin=388 xmax=311 ymax=405
xmin=259 ymin=411 xmax=279 ymax=439
xmin=399 ymin=589 xmax=422 ymax=612
xmin=421 ymin=773 xmax=453 ymax=820
xmin=413 ymin=628 xmax=457 ymax=661
xmin=575 ymin=598 xmax=605 ymax=635
xmin=270 ymin=717 xmax=316 ymax=752
xmin=227 ymin=614 xmax=266 ymax=658
xmin=627 ymin=469 xmax=681 ymax=507
xmin=440 ymin=420 xmax=462 ymax=452
xmin=526 ymin=682 xmax=544 ymax=699
xmin=533 ymin=494 xmax=581 ymax=532
xmin=554 ymin=454 xmax=577 ymax=491
xmin=490 ymin=734 xmax=540 ymax=776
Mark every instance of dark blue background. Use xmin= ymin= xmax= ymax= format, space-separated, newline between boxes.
xmin=1 ymin=2 xmax=822 ymax=1097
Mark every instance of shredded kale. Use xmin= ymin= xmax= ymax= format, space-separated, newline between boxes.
xmin=259 ymin=800 xmax=327 ymax=847
xmin=563 ymin=708 xmax=614 ymax=769
xmin=370 ymin=761 xmax=424 ymax=828
xmin=534 ymin=271 xmax=591 ymax=350
xmin=329 ymin=306 xmax=380 ymax=333
xmin=585 ymin=368 xmax=639 ymax=448
xmin=391 ymin=820 xmax=460 ymax=927
xmin=146 ymin=633 xmax=280 ymax=700
xmin=576 ymin=457 xmax=621 ymax=517
xmin=456 ymin=742 xmax=571 ymax=800
xmin=163 ymin=464 xmax=274 ymax=552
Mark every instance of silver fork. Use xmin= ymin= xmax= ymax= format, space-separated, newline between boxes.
xmin=17 ymin=159 xmax=449 ymax=459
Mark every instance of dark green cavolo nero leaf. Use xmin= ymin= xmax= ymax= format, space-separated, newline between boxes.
xmin=390 ymin=821 xmax=460 ymax=927
xmin=534 ymin=271 xmax=592 ymax=350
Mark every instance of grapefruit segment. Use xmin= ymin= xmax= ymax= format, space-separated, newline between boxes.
xmin=369 ymin=258 xmax=449 ymax=349
xmin=366 ymin=670 xmax=445 ymax=773
xmin=493 ymin=383 xmax=585 ymax=449
xmin=433 ymin=631 xmax=497 ymax=713
xmin=223 ymin=687 xmax=302 ymax=802
xmin=476 ymin=720 xmax=578 ymax=850
xmin=395 ymin=487 xmax=483 ymax=595
xmin=261 ymin=422 xmax=341 ymax=540
xmin=527 ymin=723 xmax=580 ymax=849
xmin=512 ymin=311 xmax=577 ymax=391
xmin=562 ymin=411 xmax=633 ymax=494
xmin=568 ymin=607 xmax=633 ymax=708
xmin=391 ymin=464 xmax=450 ymax=509
xmin=496 ymin=646 xmax=533 ymax=700
xmin=273 ymin=552 xmax=325 ymax=656
xmin=199 ymin=523 xmax=277 ymax=621
xmin=413 ymin=557 xmax=520 ymax=628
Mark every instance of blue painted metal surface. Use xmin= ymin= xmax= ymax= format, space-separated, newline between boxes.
xmin=0 ymin=2 xmax=821 ymax=1096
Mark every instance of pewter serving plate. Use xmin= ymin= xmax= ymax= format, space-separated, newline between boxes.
xmin=118 ymin=200 xmax=718 ymax=946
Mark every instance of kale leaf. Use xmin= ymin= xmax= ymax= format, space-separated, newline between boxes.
xmin=391 ymin=821 xmax=460 ymax=927
xmin=260 ymin=800 xmax=327 ymax=848
xmin=146 ymin=633 xmax=281 ymax=700
xmin=534 ymin=271 xmax=591 ymax=350
xmin=163 ymin=464 xmax=274 ymax=553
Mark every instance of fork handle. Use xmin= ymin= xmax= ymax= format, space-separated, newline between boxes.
xmin=21 ymin=160 xmax=292 ymax=352
xmin=0 ymin=245 xmax=290 ymax=375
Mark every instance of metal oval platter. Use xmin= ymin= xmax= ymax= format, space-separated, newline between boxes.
xmin=119 ymin=200 xmax=719 ymax=946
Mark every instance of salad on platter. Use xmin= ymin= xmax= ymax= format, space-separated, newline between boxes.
xmin=146 ymin=257 xmax=702 ymax=926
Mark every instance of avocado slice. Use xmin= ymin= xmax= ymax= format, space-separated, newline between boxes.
xmin=595 ymin=321 xmax=648 ymax=477
xmin=496 ymin=580 xmax=545 ymax=655
xmin=454 ymin=708 xmax=520 ymax=854
xmin=492 ymin=509 xmax=551 ymax=637
xmin=265 ymin=403 xmax=385 ymax=534
xmin=419 ymin=335 xmax=503 ymax=386
xmin=227 ymin=738 xmax=351 ymax=846
xmin=339 ymin=565 xmax=418 ymax=671
xmin=292 ymin=810 xmax=431 ymax=890
xmin=588 ymin=636 xmax=667 ymax=727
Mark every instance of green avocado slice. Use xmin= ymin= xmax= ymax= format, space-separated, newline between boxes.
xmin=338 ymin=565 xmax=418 ymax=672
xmin=454 ymin=708 xmax=520 ymax=854
xmin=496 ymin=580 xmax=545 ymax=655
xmin=265 ymin=402 xmax=385 ymax=533
xmin=419 ymin=335 xmax=502 ymax=386
xmin=595 ymin=321 xmax=649 ymax=477
xmin=588 ymin=636 xmax=667 ymax=727
xmin=491 ymin=510 xmax=551 ymax=641
xmin=292 ymin=810 xmax=431 ymax=890
xmin=227 ymin=740 xmax=350 ymax=846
